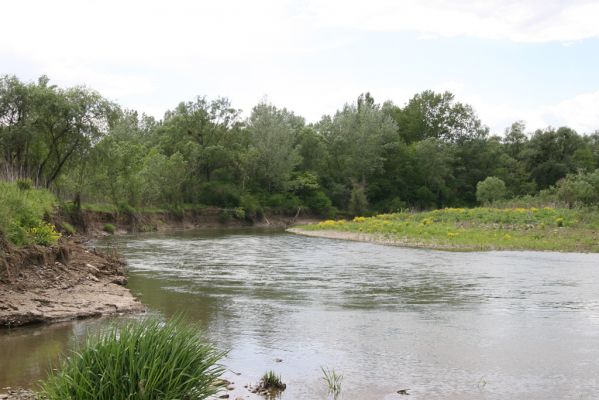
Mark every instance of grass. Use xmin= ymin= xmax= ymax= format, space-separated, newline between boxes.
xmin=0 ymin=181 xmax=60 ymax=246
xmin=259 ymin=370 xmax=286 ymax=391
xmin=321 ymin=367 xmax=342 ymax=397
xmin=298 ymin=207 xmax=599 ymax=252
xmin=40 ymin=317 xmax=226 ymax=400
xmin=103 ymin=223 xmax=116 ymax=234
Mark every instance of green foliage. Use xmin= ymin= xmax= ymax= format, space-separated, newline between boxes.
xmin=198 ymin=182 xmax=240 ymax=208
xmin=476 ymin=177 xmax=507 ymax=204
xmin=103 ymin=223 xmax=115 ymax=234
xmin=348 ymin=185 xmax=368 ymax=216
xmin=304 ymin=191 xmax=333 ymax=215
xmin=556 ymin=170 xmax=599 ymax=207
xmin=0 ymin=181 xmax=58 ymax=246
xmin=264 ymin=193 xmax=301 ymax=213
xmin=240 ymin=193 xmax=260 ymax=218
xmin=4 ymin=75 xmax=599 ymax=217
xmin=40 ymin=317 xmax=226 ymax=400
xmin=16 ymin=178 xmax=32 ymax=191
xmin=28 ymin=222 xmax=61 ymax=246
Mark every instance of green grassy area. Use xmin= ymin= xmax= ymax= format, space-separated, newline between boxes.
xmin=299 ymin=207 xmax=599 ymax=252
xmin=0 ymin=181 xmax=60 ymax=246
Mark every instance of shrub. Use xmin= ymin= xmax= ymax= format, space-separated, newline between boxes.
xmin=0 ymin=182 xmax=57 ymax=246
xmin=103 ymin=223 xmax=116 ymax=234
xmin=233 ymin=207 xmax=246 ymax=220
xmin=556 ymin=171 xmax=597 ymax=207
xmin=117 ymin=202 xmax=136 ymax=216
xmin=304 ymin=191 xmax=332 ymax=215
xmin=218 ymin=209 xmax=232 ymax=224
xmin=28 ymin=222 xmax=61 ymax=245
xmin=240 ymin=193 xmax=259 ymax=217
xmin=40 ymin=317 xmax=226 ymax=400
xmin=476 ymin=177 xmax=507 ymax=205
xmin=265 ymin=193 xmax=301 ymax=213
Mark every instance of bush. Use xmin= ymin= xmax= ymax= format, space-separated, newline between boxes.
xmin=0 ymin=182 xmax=57 ymax=246
xmin=103 ymin=223 xmax=116 ymax=234
xmin=556 ymin=170 xmax=599 ymax=207
xmin=240 ymin=193 xmax=259 ymax=218
xmin=29 ymin=222 xmax=61 ymax=245
xmin=304 ymin=191 xmax=332 ymax=215
xmin=476 ymin=176 xmax=507 ymax=205
xmin=117 ymin=202 xmax=136 ymax=216
xmin=40 ymin=317 xmax=226 ymax=400
xmin=264 ymin=193 xmax=301 ymax=213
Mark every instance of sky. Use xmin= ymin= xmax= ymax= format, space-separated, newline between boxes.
xmin=2 ymin=0 xmax=599 ymax=134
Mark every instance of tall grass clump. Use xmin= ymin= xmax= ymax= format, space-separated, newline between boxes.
xmin=40 ymin=317 xmax=226 ymax=400
xmin=321 ymin=367 xmax=343 ymax=398
xmin=0 ymin=181 xmax=58 ymax=246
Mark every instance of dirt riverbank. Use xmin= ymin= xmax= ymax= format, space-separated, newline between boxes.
xmin=0 ymin=237 xmax=144 ymax=328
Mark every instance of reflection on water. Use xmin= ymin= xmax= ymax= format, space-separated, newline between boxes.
xmin=2 ymin=229 xmax=599 ymax=399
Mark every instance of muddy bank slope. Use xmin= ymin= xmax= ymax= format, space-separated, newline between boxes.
xmin=0 ymin=237 xmax=144 ymax=328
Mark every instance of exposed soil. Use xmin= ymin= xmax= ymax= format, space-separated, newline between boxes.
xmin=68 ymin=208 xmax=320 ymax=238
xmin=0 ymin=237 xmax=144 ymax=328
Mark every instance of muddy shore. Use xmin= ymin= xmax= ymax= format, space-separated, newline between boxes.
xmin=0 ymin=237 xmax=144 ymax=328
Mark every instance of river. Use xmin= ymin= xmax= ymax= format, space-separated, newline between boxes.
xmin=2 ymin=229 xmax=599 ymax=399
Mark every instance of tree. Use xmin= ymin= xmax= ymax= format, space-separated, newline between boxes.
xmin=245 ymin=102 xmax=302 ymax=192
xmin=476 ymin=176 xmax=507 ymax=204
xmin=394 ymin=90 xmax=488 ymax=144
xmin=318 ymin=93 xmax=397 ymax=192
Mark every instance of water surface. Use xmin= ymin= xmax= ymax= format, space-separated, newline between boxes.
xmin=2 ymin=229 xmax=599 ymax=399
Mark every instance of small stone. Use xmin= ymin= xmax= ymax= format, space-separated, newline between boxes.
xmin=218 ymin=394 xmax=229 ymax=399
xmin=227 ymin=385 xmax=235 ymax=390
xmin=274 ymin=358 xmax=283 ymax=362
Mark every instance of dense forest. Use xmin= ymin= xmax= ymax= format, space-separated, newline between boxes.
xmin=2 ymin=74 xmax=599 ymax=218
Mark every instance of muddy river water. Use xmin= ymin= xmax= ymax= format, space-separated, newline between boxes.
xmin=2 ymin=229 xmax=599 ymax=399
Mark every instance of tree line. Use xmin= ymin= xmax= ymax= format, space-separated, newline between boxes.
xmin=1 ymin=75 xmax=599 ymax=217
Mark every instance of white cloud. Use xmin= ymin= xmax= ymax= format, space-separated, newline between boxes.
xmin=301 ymin=0 xmax=599 ymax=43
xmin=1 ymin=0 xmax=598 ymax=133
xmin=449 ymin=86 xmax=599 ymax=134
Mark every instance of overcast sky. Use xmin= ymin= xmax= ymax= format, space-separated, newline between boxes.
xmin=2 ymin=0 xmax=599 ymax=134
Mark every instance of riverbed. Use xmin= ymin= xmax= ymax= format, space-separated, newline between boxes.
xmin=2 ymin=229 xmax=599 ymax=399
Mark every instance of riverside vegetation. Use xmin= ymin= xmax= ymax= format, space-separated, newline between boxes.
xmin=40 ymin=317 xmax=226 ymax=400
xmin=2 ymin=74 xmax=599 ymax=226
xmin=298 ymin=206 xmax=599 ymax=252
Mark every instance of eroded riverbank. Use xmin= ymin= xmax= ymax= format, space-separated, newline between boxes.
xmin=0 ymin=238 xmax=144 ymax=328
